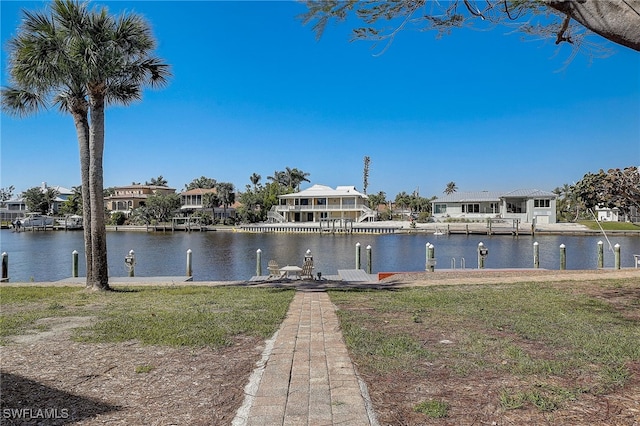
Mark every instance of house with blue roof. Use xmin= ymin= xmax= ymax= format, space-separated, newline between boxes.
xmin=431 ymin=189 xmax=557 ymax=224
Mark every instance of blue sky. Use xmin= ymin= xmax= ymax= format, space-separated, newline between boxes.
xmin=1 ymin=1 xmax=639 ymax=199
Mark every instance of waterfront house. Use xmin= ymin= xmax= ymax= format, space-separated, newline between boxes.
xmin=179 ymin=188 xmax=236 ymax=220
xmin=431 ymin=189 xmax=557 ymax=224
xmin=268 ymin=184 xmax=375 ymax=224
xmin=0 ymin=182 xmax=73 ymax=221
xmin=104 ymin=184 xmax=176 ymax=215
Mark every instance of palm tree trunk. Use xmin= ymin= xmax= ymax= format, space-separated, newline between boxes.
xmin=88 ymin=95 xmax=109 ymax=290
xmin=71 ymin=106 xmax=93 ymax=286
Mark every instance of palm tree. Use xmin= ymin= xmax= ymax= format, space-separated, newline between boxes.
xmin=147 ymin=175 xmax=168 ymax=186
xmin=249 ymin=173 xmax=261 ymax=191
xmin=267 ymin=170 xmax=287 ymax=187
xmin=2 ymin=0 xmax=170 ymax=290
xmin=444 ymin=181 xmax=458 ymax=195
xmin=395 ymin=191 xmax=412 ymax=218
xmin=289 ymin=167 xmax=311 ymax=191
xmin=215 ymin=182 xmax=235 ymax=223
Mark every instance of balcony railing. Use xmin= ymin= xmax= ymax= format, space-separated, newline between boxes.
xmin=274 ymin=204 xmax=368 ymax=211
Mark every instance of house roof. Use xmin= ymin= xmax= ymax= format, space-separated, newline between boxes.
xmin=180 ymin=188 xmax=217 ymax=196
xmin=434 ymin=189 xmax=556 ymax=203
xmin=279 ymin=184 xmax=367 ymax=199
xmin=114 ymin=184 xmax=176 ymax=191
xmin=502 ymin=189 xmax=557 ymax=198
xmin=434 ymin=191 xmax=502 ymax=203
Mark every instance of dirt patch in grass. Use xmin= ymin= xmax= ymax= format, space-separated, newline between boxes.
xmin=339 ymin=273 xmax=640 ymax=425
xmin=1 ymin=322 xmax=262 ymax=425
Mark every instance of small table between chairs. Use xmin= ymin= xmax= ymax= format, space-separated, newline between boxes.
xmin=280 ymin=265 xmax=303 ymax=279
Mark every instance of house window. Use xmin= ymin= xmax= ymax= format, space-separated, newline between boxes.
xmin=462 ymin=204 xmax=480 ymax=213
xmin=534 ymin=199 xmax=550 ymax=208
xmin=434 ymin=204 xmax=447 ymax=214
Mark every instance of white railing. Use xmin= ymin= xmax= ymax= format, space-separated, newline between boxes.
xmin=267 ymin=207 xmax=286 ymax=223
xmin=274 ymin=204 xmax=369 ymax=212
xmin=357 ymin=205 xmax=377 ymax=222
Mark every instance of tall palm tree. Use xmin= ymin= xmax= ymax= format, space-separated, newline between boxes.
xmin=2 ymin=0 xmax=170 ymax=290
xmin=215 ymin=182 xmax=235 ymax=223
xmin=147 ymin=175 xmax=168 ymax=186
xmin=444 ymin=181 xmax=458 ymax=195
xmin=289 ymin=167 xmax=311 ymax=191
xmin=249 ymin=173 xmax=261 ymax=191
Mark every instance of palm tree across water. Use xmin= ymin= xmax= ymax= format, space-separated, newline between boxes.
xmin=444 ymin=182 xmax=458 ymax=195
xmin=2 ymin=0 xmax=170 ymax=290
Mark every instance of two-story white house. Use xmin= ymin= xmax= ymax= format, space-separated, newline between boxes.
xmin=268 ymin=184 xmax=376 ymax=224
xmin=431 ymin=189 xmax=557 ymax=224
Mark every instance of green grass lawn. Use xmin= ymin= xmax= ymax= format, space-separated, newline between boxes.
xmin=0 ymin=286 xmax=294 ymax=347
xmin=578 ymin=220 xmax=640 ymax=231
xmin=328 ymin=279 xmax=640 ymax=416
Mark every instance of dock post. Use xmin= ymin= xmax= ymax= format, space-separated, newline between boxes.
xmin=425 ymin=243 xmax=429 ymax=271
xmin=72 ymin=250 xmax=79 ymax=278
xmin=187 ymin=249 xmax=193 ymax=277
xmin=533 ymin=242 xmax=539 ymax=269
xmin=126 ymin=250 xmax=136 ymax=277
xmin=355 ymin=242 xmax=361 ymax=270
xmin=559 ymin=244 xmax=566 ymax=270
xmin=426 ymin=243 xmax=435 ymax=272
xmin=597 ymin=241 xmax=604 ymax=269
xmin=477 ymin=242 xmax=486 ymax=269
xmin=1 ymin=252 xmax=8 ymax=282
xmin=256 ymin=249 xmax=262 ymax=276
xmin=366 ymin=245 xmax=372 ymax=274
xmin=614 ymin=244 xmax=620 ymax=270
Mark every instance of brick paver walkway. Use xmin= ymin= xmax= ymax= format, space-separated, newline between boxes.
xmin=242 ymin=290 xmax=374 ymax=426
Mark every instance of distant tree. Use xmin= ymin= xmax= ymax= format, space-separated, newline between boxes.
xmin=249 ymin=173 xmax=262 ymax=191
xmin=283 ymin=167 xmax=311 ymax=191
xmin=59 ymin=186 xmax=83 ymax=216
xmin=301 ymin=1 xmax=640 ymax=58
xmin=216 ymin=182 xmax=235 ymax=223
xmin=146 ymin=175 xmax=168 ymax=186
xmin=0 ymin=186 xmax=15 ymax=208
xmin=185 ymin=176 xmax=217 ymax=190
xmin=366 ymin=190 xmax=386 ymax=220
xmin=108 ymin=211 xmax=127 ymax=226
xmin=202 ymin=192 xmax=220 ymax=220
xmin=267 ymin=168 xmax=310 ymax=192
xmin=267 ymin=170 xmax=287 ymax=187
xmin=144 ymin=193 xmax=181 ymax=223
xmin=1 ymin=0 xmax=170 ymax=290
xmin=573 ymin=166 xmax=640 ymax=220
xmin=104 ymin=187 xmax=116 ymax=197
xmin=395 ymin=191 xmax=412 ymax=218
xmin=367 ymin=191 xmax=386 ymax=209
xmin=444 ymin=182 xmax=458 ymax=195
xmin=363 ymin=156 xmax=371 ymax=195
xmin=22 ymin=186 xmax=59 ymax=214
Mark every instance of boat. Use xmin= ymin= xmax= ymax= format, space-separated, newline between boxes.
xmin=433 ymin=226 xmax=446 ymax=236
xmin=56 ymin=215 xmax=83 ymax=229
xmin=17 ymin=213 xmax=55 ymax=227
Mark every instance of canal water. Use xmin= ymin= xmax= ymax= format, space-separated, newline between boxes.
xmin=1 ymin=230 xmax=639 ymax=282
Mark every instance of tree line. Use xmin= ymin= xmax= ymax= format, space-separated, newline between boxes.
xmin=5 ymin=166 xmax=638 ymax=225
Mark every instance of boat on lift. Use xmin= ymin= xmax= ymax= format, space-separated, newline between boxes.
xmin=56 ymin=215 xmax=83 ymax=229
xmin=17 ymin=213 xmax=55 ymax=227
